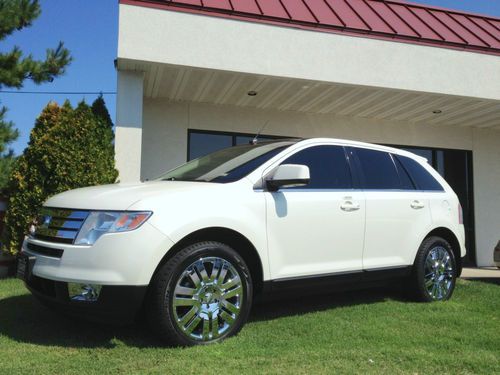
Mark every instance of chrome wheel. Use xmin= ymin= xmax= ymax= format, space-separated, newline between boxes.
xmin=424 ymin=246 xmax=454 ymax=300
xmin=172 ymin=257 xmax=244 ymax=342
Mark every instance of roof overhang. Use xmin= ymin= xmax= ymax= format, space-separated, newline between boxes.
xmin=117 ymin=3 xmax=500 ymax=130
xmin=119 ymin=59 xmax=500 ymax=129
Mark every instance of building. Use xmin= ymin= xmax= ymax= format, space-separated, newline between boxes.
xmin=115 ymin=0 xmax=500 ymax=267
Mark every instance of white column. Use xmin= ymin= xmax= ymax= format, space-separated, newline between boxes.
xmin=115 ymin=70 xmax=144 ymax=182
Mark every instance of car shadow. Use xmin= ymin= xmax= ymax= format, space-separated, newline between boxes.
xmin=250 ymin=285 xmax=407 ymax=322
xmin=0 ymin=293 xmax=161 ymax=349
xmin=461 ymin=277 xmax=500 ymax=286
xmin=0 ymin=285 xmax=407 ymax=349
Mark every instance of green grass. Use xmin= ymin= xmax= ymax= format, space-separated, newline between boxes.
xmin=0 ymin=278 xmax=498 ymax=374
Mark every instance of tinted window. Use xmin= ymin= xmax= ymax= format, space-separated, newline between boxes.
xmin=159 ymin=141 xmax=296 ymax=183
xmin=189 ymin=131 xmax=291 ymax=160
xmin=393 ymin=155 xmax=416 ymax=190
xmin=395 ymin=155 xmax=444 ymax=191
xmin=281 ymin=145 xmax=352 ymax=189
xmin=355 ymin=148 xmax=401 ymax=189
xmin=212 ymin=147 xmax=287 ymax=183
xmin=189 ymin=133 xmax=232 ymax=160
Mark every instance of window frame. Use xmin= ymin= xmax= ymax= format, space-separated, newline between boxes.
xmin=348 ymin=147 xmax=407 ymax=191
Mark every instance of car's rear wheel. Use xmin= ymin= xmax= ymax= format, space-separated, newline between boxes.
xmin=147 ymin=241 xmax=252 ymax=346
xmin=412 ymin=236 xmax=457 ymax=302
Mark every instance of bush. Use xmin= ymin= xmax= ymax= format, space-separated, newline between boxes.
xmin=2 ymin=97 xmax=118 ymax=254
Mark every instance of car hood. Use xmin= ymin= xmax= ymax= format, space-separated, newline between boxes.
xmin=44 ymin=181 xmax=224 ymax=211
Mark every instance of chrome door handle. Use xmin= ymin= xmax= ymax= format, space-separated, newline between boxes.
xmin=340 ymin=201 xmax=360 ymax=212
xmin=411 ymin=200 xmax=425 ymax=209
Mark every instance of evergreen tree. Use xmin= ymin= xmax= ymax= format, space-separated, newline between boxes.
xmin=0 ymin=0 xmax=72 ymax=191
xmin=0 ymin=107 xmax=19 ymax=190
xmin=2 ymin=98 xmax=118 ymax=254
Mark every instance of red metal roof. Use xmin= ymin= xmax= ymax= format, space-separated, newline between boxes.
xmin=121 ymin=0 xmax=500 ymax=55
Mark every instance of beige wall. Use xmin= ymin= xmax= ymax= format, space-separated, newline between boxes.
xmin=141 ymin=99 xmax=499 ymax=266
xmin=472 ymin=128 xmax=500 ymax=266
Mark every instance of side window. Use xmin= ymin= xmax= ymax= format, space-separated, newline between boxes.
xmin=395 ymin=155 xmax=444 ymax=191
xmin=393 ymin=155 xmax=416 ymax=190
xmin=281 ymin=145 xmax=352 ymax=189
xmin=355 ymin=148 xmax=401 ymax=189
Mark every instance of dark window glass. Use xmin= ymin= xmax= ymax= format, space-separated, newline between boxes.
xmin=189 ymin=131 xmax=289 ymax=160
xmin=212 ymin=147 xmax=287 ymax=183
xmin=235 ymin=136 xmax=255 ymax=145
xmin=396 ymin=155 xmax=444 ymax=191
xmin=281 ymin=145 xmax=352 ymax=189
xmin=393 ymin=155 xmax=416 ymax=190
xmin=189 ymin=133 xmax=232 ymax=160
xmin=355 ymin=148 xmax=401 ymax=189
xmin=160 ymin=141 xmax=296 ymax=183
xmin=436 ymin=150 xmax=445 ymax=177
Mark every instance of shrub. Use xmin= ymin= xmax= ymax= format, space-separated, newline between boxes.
xmin=2 ymin=96 xmax=118 ymax=254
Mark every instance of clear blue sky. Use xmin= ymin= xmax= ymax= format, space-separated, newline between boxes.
xmin=1 ymin=0 xmax=499 ymax=155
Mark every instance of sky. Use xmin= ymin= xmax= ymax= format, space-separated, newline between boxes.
xmin=0 ymin=0 xmax=499 ymax=156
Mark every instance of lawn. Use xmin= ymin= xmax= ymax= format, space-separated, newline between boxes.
xmin=0 ymin=278 xmax=498 ymax=374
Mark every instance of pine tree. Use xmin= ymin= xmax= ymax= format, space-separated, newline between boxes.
xmin=0 ymin=106 xmax=19 ymax=190
xmin=2 ymin=98 xmax=118 ymax=254
xmin=0 ymin=0 xmax=72 ymax=191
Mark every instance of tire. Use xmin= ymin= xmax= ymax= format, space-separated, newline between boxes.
xmin=146 ymin=241 xmax=253 ymax=346
xmin=412 ymin=236 xmax=457 ymax=302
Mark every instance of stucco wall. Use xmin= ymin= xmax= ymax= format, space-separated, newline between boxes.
xmin=472 ymin=128 xmax=500 ymax=266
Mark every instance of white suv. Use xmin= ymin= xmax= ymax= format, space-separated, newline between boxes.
xmin=18 ymin=138 xmax=466 ymax=346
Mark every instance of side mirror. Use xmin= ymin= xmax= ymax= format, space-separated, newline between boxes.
xmin=265 ymin=164 xmax=310 ymax=192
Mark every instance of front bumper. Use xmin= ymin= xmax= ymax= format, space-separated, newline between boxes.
xmin=25 ymin=273 xmax=147 ymax=324
xmin=22 ymin=221 xmax=174 ymax=286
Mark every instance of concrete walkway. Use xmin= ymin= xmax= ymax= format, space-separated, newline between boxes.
xmin=461 ymin=267 xmax=500 ymax=285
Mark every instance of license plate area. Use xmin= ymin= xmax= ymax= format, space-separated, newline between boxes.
xmin=17 ymin=254 xmax=35 ymax=281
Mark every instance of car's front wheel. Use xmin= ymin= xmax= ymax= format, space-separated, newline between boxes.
xmin=147 ymin=241 xmax=253 ymax=346
xmin=412 ymin=236 xmax=457 ymax=302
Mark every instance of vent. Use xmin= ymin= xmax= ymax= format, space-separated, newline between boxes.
xmin=27 ymin=243 xmax=64 ymax=258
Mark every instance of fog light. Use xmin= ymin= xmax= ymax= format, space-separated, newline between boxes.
xmin=68 ymin=283 xmax=102 ymax=302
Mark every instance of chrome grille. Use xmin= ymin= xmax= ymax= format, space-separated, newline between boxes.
xmin=33 ymin=208 xmax=89 ymax=244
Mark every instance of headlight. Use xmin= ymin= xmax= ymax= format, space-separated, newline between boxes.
xmin=74 ymin=211 xmax=152 ymax=245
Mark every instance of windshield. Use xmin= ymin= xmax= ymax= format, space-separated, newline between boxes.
xmin=156 ymin=140 xmax=297 ymax=183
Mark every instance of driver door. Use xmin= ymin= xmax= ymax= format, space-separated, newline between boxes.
xmin=264 ymin=144 xmax=365 ymax=280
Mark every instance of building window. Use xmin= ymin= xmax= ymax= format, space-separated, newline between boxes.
xmin=189 ymin=132 xmax=232 ymax=160
xmin=188 ymin=129 xmax=286 ymax=160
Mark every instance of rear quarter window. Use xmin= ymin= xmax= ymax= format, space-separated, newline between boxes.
xmin=395 ymin=155 xmax=444 ymax=191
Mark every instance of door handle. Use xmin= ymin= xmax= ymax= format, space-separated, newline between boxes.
xmin=340 ymin=201 xmax=360 ymax=212
xmin=410 ymin=200 xmax=425 ymax=209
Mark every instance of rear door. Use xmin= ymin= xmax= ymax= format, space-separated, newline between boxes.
xmin=350 ymin=147 xmax=433 ymax=269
